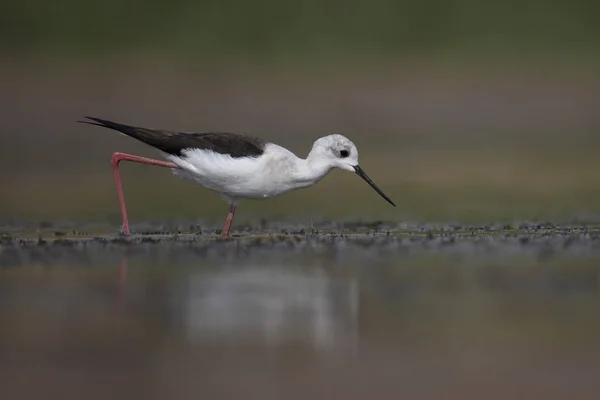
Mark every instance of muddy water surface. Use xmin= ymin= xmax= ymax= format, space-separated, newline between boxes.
xmin=1 ymin=226 xmax=600 ymax=399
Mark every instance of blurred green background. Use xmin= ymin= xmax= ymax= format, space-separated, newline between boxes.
xmin=2 ymin=0 xmax=600 ymax=227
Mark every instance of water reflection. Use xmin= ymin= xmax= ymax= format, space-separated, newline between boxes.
xmin=3 ymin=251 xmax=600 ymax=398
xmin=177 ymin=266 xmax=358 ymax=349
xmin=112 ymin=258 xmax=359 ymax=350
xmin=113 ymin=257 xmax=127 ymax=323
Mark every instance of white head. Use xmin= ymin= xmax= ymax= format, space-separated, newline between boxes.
xmin=311 ymin=134 xmax=359 ymax=172
xmin=309 ymin=134 xmax=396 ymax=207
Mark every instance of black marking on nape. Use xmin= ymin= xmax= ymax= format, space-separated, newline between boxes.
xmin=340 ymin=150 xmax=349 ymax=158
xmin=79 ymin=116 xmax=266 ymax=158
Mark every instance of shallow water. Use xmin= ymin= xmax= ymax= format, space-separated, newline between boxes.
xmin=2 ymin=227 xmax=600 ymax=399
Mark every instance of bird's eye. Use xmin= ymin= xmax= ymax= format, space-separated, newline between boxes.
xmin=340 ymin=150 xmax=349 ymax=158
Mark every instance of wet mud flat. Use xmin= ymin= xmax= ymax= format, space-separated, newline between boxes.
xmin=1 ymin=221 xmax=600 ymax=266
xmin=2 ymin=222 xmax=600 ymax=399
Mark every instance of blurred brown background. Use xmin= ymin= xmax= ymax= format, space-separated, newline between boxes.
xmin=2 ymin=0 xmax=600 ymax=226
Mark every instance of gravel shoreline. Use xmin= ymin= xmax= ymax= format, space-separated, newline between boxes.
xmin=2 ymin=222 xmax=599 ymax=267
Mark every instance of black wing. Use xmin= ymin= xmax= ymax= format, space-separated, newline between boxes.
xmin=79 ymin=116 xmax=266 ymax=158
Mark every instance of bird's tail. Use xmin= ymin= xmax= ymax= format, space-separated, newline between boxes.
xmin=78 ymin=116 xmax=178 ymax=152
xmin=78 ymin=116 xmax=147 ymax=140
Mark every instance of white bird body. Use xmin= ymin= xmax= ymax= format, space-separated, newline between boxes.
xmin=163 ymin=141 xmax=340 ymax=202
xmin=80 ymin=116 xmax=395 ymax=238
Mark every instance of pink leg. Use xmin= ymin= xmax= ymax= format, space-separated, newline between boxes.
xmin=221 ymin=203 xmax=237 ymax=238
xmin=111 ymin=152 xmax=180 ymax=235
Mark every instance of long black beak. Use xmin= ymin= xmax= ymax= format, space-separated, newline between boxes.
xmin=353 ymin=165 xmax=396 ymax=207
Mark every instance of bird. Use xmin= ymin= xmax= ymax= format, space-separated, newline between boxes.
xmin=79 ymin=116 xmax=396 ymax=238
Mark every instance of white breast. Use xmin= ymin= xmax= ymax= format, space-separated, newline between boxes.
xmin=161 ymin=144 xmax=302 ymax=200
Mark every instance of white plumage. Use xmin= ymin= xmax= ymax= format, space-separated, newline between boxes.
xmin=164 ymin=134 xmax=359 ymax=203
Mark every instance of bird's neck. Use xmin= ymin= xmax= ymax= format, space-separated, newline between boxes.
xmin=292 ymin=150 xmax=332 ymax=186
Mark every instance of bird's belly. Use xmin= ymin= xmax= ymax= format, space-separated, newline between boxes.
xmin=170 ymin=164 xmax=289 ymax=199
xmin=163 ymin=149 xmax=308 ymax=200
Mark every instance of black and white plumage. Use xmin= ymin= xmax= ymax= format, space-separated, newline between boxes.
xmin=80 ymin=116 xmax=396 ymax=237
xmin=80 ymin=117 xmax=266 ymax=158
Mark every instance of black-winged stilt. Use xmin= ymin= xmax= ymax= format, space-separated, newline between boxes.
xmin=79 ymin=116 xmax=395 ymax=238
